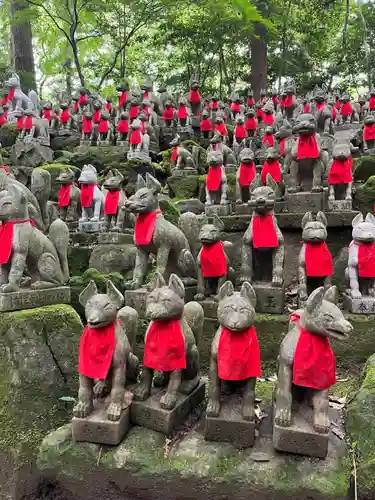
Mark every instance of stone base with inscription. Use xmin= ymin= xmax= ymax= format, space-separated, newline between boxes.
xmin=327 ymin=199 xmax=352 ymax=212
xmin=0 ymin=286 xmax=70 ymax=312
xmin=204 ymin=393 xmax=255 ymax=448
xmin=286 ymin=191 xmax=325 ymax=213
xmin=131 ymin=381 xmax=205 ymax=435
xmin=72 ymin=400 xmax=130 ymax=445
xmin=171 ymin=168 xmax=198 ymax=177
xmin=252 ymin=282 xmax=285 ymax=314
xmin=273 ymin=402 xmax=329 ymax=459
xmin=205 ymin=204 xmax=232 ymax=217
xmin=127 ymin=151 xmax=152 ymax=165
xmin=343 ymin=294 xmax=375 ymax=314
xmin=98 ymin=232 xmax=134 ymax=245
xmin=78 ymin=220 xmax=105 ymax=233
xmin=201 ymin=298 xmax=218 ymax=319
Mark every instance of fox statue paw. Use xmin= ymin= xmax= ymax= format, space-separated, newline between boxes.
xmin=107 ymin=402 xmax=122 ymax=421
xmin=206 ymin=398 xmax=221 ymax=418
xmin=73 ymin=400 xmax=93 ymax=419
xmin=313 ymin=411 xmax=330 ymax=434
xmin=160 ymin=391 xmax=177 ymax=410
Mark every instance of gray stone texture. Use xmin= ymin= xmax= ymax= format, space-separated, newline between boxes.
xmin=0 ymin=286 xmax=70 ymax=312
xmin=252 ymin=282 xmax=285 ymax=314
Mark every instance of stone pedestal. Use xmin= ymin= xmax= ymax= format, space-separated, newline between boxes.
xmin=205 ymin=204 xmax=232 ymax=217
xmin=273 ymin=403 xmax=328 ymax=459
xmin=127 ymin=151 xmax=152 ymax=165
xmin=285 ymin=192 xmax=325 ymax=213
xmin=235 ymin=203 xmax=252 ymax=215
xmin=78 ymin=220 xmax=105 ymax=233
xmin=72 ymin=400 xmax=130 ymax=445
xmin=131 ymin=381 xmax=205 ymax=435
xmin=191 ymin=116 xmax=201 ymax=129
xmin=201 ymin=298 xmax=218 ymax=319
xmin=171 ymin=168 xmax=198 ymax=177
xmin=204 ymin=394 xmax=255 ymax=448
xmin=66 ymin=221 xmax=78 ymax=231
xmin=224 ymin=166 xmax=237 ymax=175
xmin=343 ymin=294 xmax=375 ymax=314
xmin=252 ymin=282 xmax=285 ymax=314
xmin=327 ymin=199 xmax=352 ymax=212
xmin=0 ymin=286 xmax=70 ymax=312
xmin=98 ymin=232 xmax=134 ymax=245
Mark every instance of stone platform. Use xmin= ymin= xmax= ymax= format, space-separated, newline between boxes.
xmin=0 ymin=286 xmax=70 ymax=312
xmin=78 ymin=220 xmax=106 ymax=233
xmin=171 ymin=168 xmax=198 ymax=177
xmin=253 ymin=282 xmax=285 ymax=314
xmin=205 ymin=204 xmax=232 ymax=217
xmin=285 ymin=191 xmax=325 ymax=213
xmin=327 ymin=199 xmax=352 ymax=212
xmin=343 ymin=294 xmax=375 ymax=314
xmin=98 ymin=232 xmax=134 ymax=245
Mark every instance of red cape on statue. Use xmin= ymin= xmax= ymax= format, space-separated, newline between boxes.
xmin=105 ymin=102 xmax=111 ymax=112
xmin=355 ymin=242 xmax=375 ymax=278
xmin=364 ymin=123 xmax=375 ymax=141
xmin=328 ymin=159 xmax=353 ymax=184
xmin=340 ymin=101 xmax=352 ymax=117
xmin=43 ymin=109 xmax=52 ymax=121
xmin=0 ymin=115 xmax=6 ymax=126
xmin=58 ymin=184 xmax=71 ymax=208
xmin=279 ymin=138 xmax=286 ymax=156
xmin=177 ymin=106 xmax=188 ymax=119
xmin=200 ymin=241 xmax=227 ymax=278
xmin=245 ymin=117 xmax=257 ymax=131
xmin=200 ymin=119 xmax=213 ymax=132
xmin=206 ymin=167 xmax=222 ymax=191
xmin=239 ymin=162 xmax=256 ymax=187
xmin=80 ymin=184 xmax=95 ymax=208
xmin=0 ymin=220 xmax=30 ymax=264
xmin=252 ymin=214 xmax=278 ymax=248
xmin=130 ymin=129 xmax=142 ymax=145
xmin=134 ymin=209 xmax=161 ymax=246
xmin=143 ymin=319 xmax=186 ymax=372
xmin=263 ymin=114 xmax=275 ymax=126
xmin=23 ymin=115 xmax=33 ymax=130
xmin=218 ymin=326 xmax=261 ymax=381
xmin=17 ymin=117 xmax=24 ymax=129
xmin=316 ymin=102 xmax=325 ymax=112
xmin=293 ymin=323 xmax=336 ymax=390
xmin=129 ymin=105 xmax=139 ymax=119
xmin=304 ymin=103 xmax=310 ymax=113
xmin=117 ymin=119 xmax=128 ymax=133
xmin=78 ymin=321 xmax=116 ymax=380
xmin=297 ymin=134 xmax=319 ymax=159
xmin=272 ymin=96 xmax=279 ymax=105
xmin=235 ymin=124 xmax=247 ymax=140
xmin=60 ymin=109 xmax=70 ymax=124
xmin=104 ymin=190 xmax=120 ymax=215
xmin=170 ymin=146 xmax=178 ymax=162
xmin=304 ymin=242 xmax=333 ymax=277
xmin=189 ymin=89 xmax=201 ymax=103
xmin=247 ymin=97 xmax=255 ymax=106
xmin=261 ymin=160 xmax=282 ymax=184
xmin=8 ymin=88 xmax=15 ymax=100
xmin=82 ymin=116 xmax=93 ymax=134
xmin=93 ymin=109 xmax=101 ymax=124
xmin=262 ymin=134 xmax=274 ymax=147
xmin=284 ymin=95 xmax=294 ymax=107
xmin=215 ymin=123 xmax=227 ymax=136
xmin=370 ymin=97 xmax=375 ymax=110
xmin=162 ymin=107 xmax=175 ymax=121
xmin=231 ymin=102 xmax=241 ymax=113
xmin=98 ymin=120 xmax=109 ymax=134
xmin=119 ymin=91 xmax=127 ymax=107
xmin=79 ymin=94 xmax=87 ymax=105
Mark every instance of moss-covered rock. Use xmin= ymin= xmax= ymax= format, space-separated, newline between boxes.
xmin=353 ymin=156 xmax=375 ymax=182
xmin=167 ymin=174 xmax=199 ymax=199
xmin=159 ymin=196 xmax=180 ymax=225
xmin=0 ymin=122 xmax=18 ymax=147
xmin=39 ymin=163 xmax=81 ymax=201
xmin=68 ymin=245 xmax=92 ymax=277
xmin=70 ymin=146 xmax=127 ymax=174
xmin=50 ymin=132 xmax=81 ymax=152
xmin=89 ymin=244 xmax=136 ymax=275
xmin=353 ymin=175 xmax=375 ymax=214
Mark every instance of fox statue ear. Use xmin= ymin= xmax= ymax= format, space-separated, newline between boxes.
xmin=240 ymin=282 xmax=257 ymax=308
xmin=301 ymin=212 xmax=313 ymax=229
xmin=305 ymin=286 xmax=325 ymax=314
xmin=79 ymin=280 xmax=97 ymax=307
xmin=352 ymin=213 xmax=364 ymax=228
xmin=148 ymin=272 xmax=166 ymax=291
xmin=266 ymin=174 xmax=278 ymax=193
xmin=168 ymin=274 xmax=185 ymax=298
xmin=106 ymin=280 xmax=124 ymax=309
xmin=324 ymin=285 xmax=338 ymax=305
xmin=316 ymin=211 xmax=327 ymax=227
xmin=212 ymin=214 xmax=224 ymax=231
xmin=218 ymin=281 xmax=234 ymax=301
xmin=365 ymin=213 xmax=375 ymax=227
xmin=136 ymin=174 xmax=146 ymax=191
xmin=249 ymin=174 xmax=262 ymax=193
xmin=146 ymin=173 xmax=161 ymax=194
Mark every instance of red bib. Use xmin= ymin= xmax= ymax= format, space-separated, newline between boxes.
xmin=370 ymin=97 xmax=375 ymax=110
xmin=200 ymin=241 xmax=227 ymax=277
xmin=43 ymin=109 xmax=52 ymax=121
xmin=177 ymin=106 xmax=188 ymax=119
xmin=263 ymin=113 xmax=275 ymax=126
xmin=245 ymin=117 xmax=257 ymax=131
xmin=170 ymin=146 xmax=178 ymax=162
xmin=235 ymin=124 xmax=247 ymax=140
xmin=117 ymin=119 xmax=128 ymax=133
xmin=293 ymin=325 xmax=336 ymax=390
xmin=143 ymin=319 xmax=186 ymax=372
xmin=78 ymin=321 xmax=116 ymax=380
xmin=189 ymin=89 xmax=201 ymax=103
xmin=252 ymin=214 xmax=278 ymax=248
xmin=316 ymin=102 xmax=325 ymax=112
xmin=105 ymin=102 xmax=112 ymax=112
xmin=340 ymin=101 xmax=352 ymax=117
xmin=104 ymin=190 xmax=120 ymax=215
xmin=231 ymin=102 xmax=241 ymax=113
xmin=98 ymin=120 xmax=109 ymax=134
xmin=58 ymin=184 xmax=71 ymax=208
xmin=261 ymin=160 xmax=282 ymax=184
xmin=257 ymin=109 xmax=264 ymax=120
xmin=304 ymin=104 xmax=310 ymax=113
xmin=211 ymin=101 xmax=219 ymax=110
xmin=79 ymin=94 xmax=87 ymax=105
xmin=262 ymin=134 xmax=274 ymax=147
xmin=279 ymin=138 xmax=286 ymax=156
xmin=82 ymin=116 xmax=93 ymax=134
xmin=23 ymin=115 xmax=33 ymax=130
xmin=130 ymin=129 xmax=141 ymax=145
xmin=93 ymin=109 xmax=101 ymax=124
xmin=364 ymin=123 xmax=375 ymax=141
xmin=134 ymin=209 xmax=161 ymax=245
xmin=60 ymin=109 xmax=70 ymax=124
xmin=218 ymin=326 xmax=261 ymax=381
xmin=119 ymin=91 xmax=127 ymax=107
xmin=17 ymin=117 xmax=24 ymax=129
xmin=248 ymin=97 xmax=255 ymax=106
xmin=328 ymin=159 xmax=353 ymax=184
xmin=335 ymin=99 xmax=341 ymax=110
xmin=272 ymin=96 xmax=279 ymax=105
xmin=0 ymin=115 xmax=6 ymax=126
xmin=163 ymin=107 xmax=175 ymax=121
xmin=8 ymin=87 xmax=15 ymax=100
xmin=297 ymin=134 xmax=319 ymax=159
xmin=215 ymin=123 xmax=227 ymax=136
xmin=304 ymin=242 xmax=333 ymax=277
xmin=206 ymin=167 xmax=222 ymax=191
xmin=129 ymin=105 xmax=139 ymax=119
xmin=80 ymin=184 xmax=95 ymax=208
xmin=200 ymin=119 xmax=213 ymax=132
xmin=357 ymin=242 xmax=375 ymax=278
xmin=239 ymin=162 xmax=256 ymax=187
xmin=284 ymin=95 xmax=294 ymax=107
xmin=0 ymin=220 xmax=30 ymax=264
xmin=332 ymin=107 xmax=337 ymax=120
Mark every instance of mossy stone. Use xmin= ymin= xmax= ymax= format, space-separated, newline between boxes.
xmin=159 ymin=196 xmax=180 ymax=225
xmin=353 ymin=176 xmax=375 ymax=214
xmin=70 ymin=146 xmax=127 ymax=174
xmin=167 ymin=174 xmax=199 ymax=198
xmin=0 ymin=122 xmax=18 ymax=147
xmin=68 ymin=245 xmax=91 ymax=277
xmin=353 ymin=156 xmax=375 ymax=182
xmin=39 ymin=163 xmax=81 ymax=201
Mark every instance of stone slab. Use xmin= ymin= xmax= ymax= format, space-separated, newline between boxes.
xmin=78 ymin=220 xmax=105 ymax=233
xmin=72 ymin=400 xmax=130 ymax=445
xmin=98 ymin=232 xmax=134 ymax=245
xmin=0 ymin=286 xmax=70 ymax=312
xmin=171 ymin=168 xmax=198 ymax=177
xmin=191 ymin=116 xmax=201 ymax=129
xmin=201 ymin=299 xmax=218 ymax=319
xmin=327 ymin=199 xmax=352 ymax=212
xmin=273 ymin=403 xmax=328 ymax=459
xmin=127 ymin=152 xmax=152 ymax=165
xmin=252 ymin=282 xmax=285 ymax=314
xmin=285 ymin=192 xmax=326 ymax=213
xmin=130 ymin=381 xmax=205 ymax=435
xmin=343 ymin=294 xmax=375 ymax=314
xmin=205 ymin=204 xmax=232 ymax=217
xmin=204 ymin=393 xmax=255 ymax=448
xmin=235 ymin=203 xmax=252 ymax=215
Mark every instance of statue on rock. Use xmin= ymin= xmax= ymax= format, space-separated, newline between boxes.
xmin=205 ymin=281 xmax=260 ymax=447
xmin=56 ymin=167 xmax=81 ymax=224
xmin=205 ymin=150 xmax=231 ymax=216
xmin=236 ymin=148 xmax=256 ymax=206
xmin=72 ymin=280 xmax=139 ymax=444
xmin=4 ymin=73 xmax=37 ymax=116
xmin=116 ymin=80 xmax=130 ymax=112
xmin=42 ymin=102 xmax=54 ymax=127
xmin=92 ymin=101 xmax=102 ymax=127
xmin=339 ymin=93 xmax=359 ymax=124
xmin=245 ymin=109 xmax=258 ymax=137
xmin=162 ymin=98 xmax=176 ymax=128
xmin=102 ymin=168 xmax=133 ymax=233
xmin=233 ymin=114 xmax=247 ymax=151
xmin=80 ymin=111 xmax=94 ymax=144
xmin=327 ymin=142 xmax=353 ymax=210
xmin=59 ymin=103 xmax=72 ymax=130
xmin=169 ymin=134 xmax=196 ymax=172
xmin=96 ymin=111 xmax=112 ymax=146
xmin=260 ymin=147 xmax=283 ymax=199
xmin=282 ymin=83 xmax=297 ymax=121
xmin=312 ymin=90 xmax=334 ymax=136
xmin=368 ymin=88 xmax=375 ymax=115
xmin=30 ymin=168 xmax=55 ymax=230
xmin=200 ymin=109 xmax=213 ymax=140
xmin=262 ymin=125 xmax=275 ymax=148
xmin=208 ymin=132 xmax=237 ymax=168
xmin=261 ymin=99 xmax=276 ymax=128
xmin=273 ymin=286 xmax=352 ymax=458
xmin=127 ymin=118 xmax=151 ymax=164
xmin=78 ymin=164 xmax=105 ymax=231
xmin=213 ymin=114 xmax=228 ymax=142
xmin=188 ymin=76 xmax=201 ymax=117
xmin=363 ymin=114 xmax=375 ymax=152
xmin=116 ymin=111 xmax=129 ymax=145
xmin=299 ymin=212 xmax=333 ymax=304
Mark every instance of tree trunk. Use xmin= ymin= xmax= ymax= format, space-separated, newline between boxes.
xmin=9 ymin=0 xmax=36 ymax=91
xmin=250 ymin=21 xmax=267 ymax=100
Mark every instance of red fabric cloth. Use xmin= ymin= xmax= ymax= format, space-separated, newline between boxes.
xmin=105 ymin=102 xmax=111 ymax=111
xmin=200 ymin=119 xmax=213 ymax=132
xmin=200 ymin=241 xmax=227 ymax=277
xmin=60 ymin=109 xmax=70 ymax=124
xmin=235 ymin=124 xmax=247 ymax=140
xmin=284 ymin=95 xmax=293 ymax=107
xmin=43 ymin=109 xmax=52 ymax=121
xmin=130 ymin=129 xmax=142 ymax=145
xmin=261 ymin=160 xmax=282 ymax=184
xmin=297 ymin=134 xmax=319 ymax=159
xmin=340 ymin=101 xmax=353 ymax=117
xmin=206 ymin=167 xmax=222 ymax=191
xmin=252 ymin=214 xmax=278 ymax=248
xmin=280 ymin=97 xmax=286 ymax=108
xmin=78 ymin=94 xmax=87 ymax=105
xmin=189 ymin=89 xmax=201 ymax=103
xmin=263 ymin=113 xmax=275 ymax=126
xmin=304 ymin=103 xmax=310 ymax=113
xmin=143 ymin=106 xmax=150 ymax=118
xmin=93 ymin=109 xmax=101 ymax=124
xmin=279 ymin=138 xmax=286 ymax=156
xmin=260 ymin=96 xmax=265 ymax=104
xmin=335 ymin=98 xmax=341 ymax=110
xmin=262 ymin=134 xmax=274 ymax=147
xmin=143 ymin=319 xmax=186 ymax=372
xmin=239 ymin=162 xmax=256 ymax=187
xmin=98 ymin=120 xmax=109 ymax=134
xmin=364 ymin=123 xmax=375 ymax=141
xmin=80 ymin=184 xmax=95 ymax=208
xmin=134 ymin=209 xmax=161 ymax=245
xmin=247 ymin=97 xmax=255 ymax=106
xmin=215 ymin=122 xmax=227 ymax=136
xmin=316 ymin=102 xmax=325 ymax=112
xmin=78 ymin=321 xmax=116 ymax=380
xmin=129 ymin=105 xmax=139 ymax=119
xmin=245 ymin=117 xmax=257 ymax=131
xmin=231 ymin=102 xmax=241 ymax=113
xmin=211 ymin=101 xmax=219 ymax=110
xmin=170 ymin=146 xmax=178 ymax=162
xmin=82 ymin=116 xmax=92 ymax=134
xmin=328 ymin=159 xmax=353 ymax=184
xmin=0 ymin=165 xmax=9 ymax=173
xmin=119 ymin=91 xmax=127 ymax=107
xmin=0 ymin=96 xmax=7 ymax=106
xmin=304 ymin=242 xmax=333 ymax=277
xmin=143 ymin=90 xmax=149 ymax=100
xmin=23 ymin=115 xmax=33 ymax=130
xmin=332 ymin=106 xmax=337 ymax=120
xmin=117 ymin=119 xmax=128 ymax=133
xmin=104 ymin=190 xmax=120 ymax=215
xmin=369 ymin=97 xmax=375 ymax=110
xmin=272 ymin=96 xmax=279 ymax=105
xmin=218 ymin=326 xmax=261 ymax=381
xmin=0 ymin=115 xmax=6 ymax=126
xmin=177 ymin=105 xmax=188 ymax=119
xmin=0 ymin=220 xmax=29 ymax=264
xmin=74 ymin=101 xmax=79 ymax=112
xmin=356 ymin=242 xmax=375 ymax=278
xmin=58 ymin=184 xmax=71 ymax=208
xmin=162 ymin=107 xmax=175 ymax=121
xmin=293 ymin=324 xmax=336 ymax=390
xmin=256 ymin=109 xmax=264 ymax=120
xmin=8 ymin=88 xmax=15 ymax=100
xmin=17 ymin=117 xmax=24 ymax=129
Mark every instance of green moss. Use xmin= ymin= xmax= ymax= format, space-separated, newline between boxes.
xmin=70 ymin=146 xmax=127 ymax=173
xmin=353 ymin=156 xmax=375 ymax=182
xmin=167 ymin=174 xmax=199 ymax=198
xmin=70 ymin=267 xmax=126 ymax=292
xmin=159 ymin=197 xmax=180 ymax=225
xmin=68 ymin=245 xmax=91 ymax=277
xmin=0 ymin=122 xmax=18 ymax=147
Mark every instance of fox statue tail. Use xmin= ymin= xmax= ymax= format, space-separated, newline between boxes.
xmin=48 ymin=219 xmax=70 ymax=283
xmin=183 ymin=301 xmax=204 ymax=348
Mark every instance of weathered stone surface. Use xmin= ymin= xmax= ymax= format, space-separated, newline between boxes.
xmin=78 ymin=220 xmax=106 ymax=233
xmin=50 ymin=131 xmax=81 ymax=152
xmin=327 ymin=199 xmax=352 ymax=212
xmin=175 ymin=198 xmax=205 ymax=214
xmin=235 ymin=203 xmax=252 ymax=215
xmin=343 ymin=295 xmax=375 ymax=314
xmin=167 ymin=174 xmax=199 ymax=199
xmin=0 ymin=286 xmax=70 ymax=312
xmin=0 ymin=122 xmax=18 ymax=147
xmin=205 ymin=204 xmax=232 ymax=216
xmin=353 ymin=156 xmax=375 ymax=182
xmin=286 ymin=191 xmax=326 ymax=212
xmin=97 ymin=232 xmax=134 ymax=245
xmin=11 ymin=141 xmax=54 ymax=168
xmin=252 ymin=283 xmax=285 ymax=314
xmin=89 ymin=244 xmax=136 ymax=275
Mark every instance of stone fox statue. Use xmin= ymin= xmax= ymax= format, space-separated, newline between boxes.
xmin=74 ymin=280 xmax=139 ymax=421
xmin=0 ymin=184 xmax=69 ymax=292
xmin=274 ymin=286 xmax=352 ymax=434
xmin=134 ymin=273 xmax=203 ymax=410
xmin=124 ymin=173 xmax=196 ymax=289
